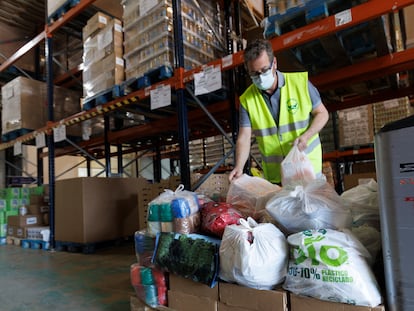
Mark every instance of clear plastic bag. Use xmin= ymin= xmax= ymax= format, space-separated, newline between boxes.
xmin=281 ymin=144 xmax=316 ymax=187
xmin=226 ymin=174 xmax=281 ymax=220
xmin=265 ymin=179 xmax=352 ymax=234
xmin=147 ymin=184 xmax=200 ymax=236
xmin=219 ymin=217 xmax=288 ymax=290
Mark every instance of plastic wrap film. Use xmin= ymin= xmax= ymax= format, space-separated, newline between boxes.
xmin=146 ymin=185 xmax=200 ymax=236
xmin=134 ymin=230 xmax=156 ymax=267
xmin=130 ymin=263 xmax=168 ymax=308
xmin=122 ymin=0 xmax=224 ymax=79
xmin=82 ymin=16 xmax=124 ymax=99
xmin=1 ymin=76 xmax=81 ymax=135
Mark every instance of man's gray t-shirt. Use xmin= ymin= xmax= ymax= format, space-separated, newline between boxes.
xmin=239 ymin=71 xmax=322 ymax=127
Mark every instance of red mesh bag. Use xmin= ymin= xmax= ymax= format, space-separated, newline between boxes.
xmin=200 ymin=202 xmax=243 ymax=237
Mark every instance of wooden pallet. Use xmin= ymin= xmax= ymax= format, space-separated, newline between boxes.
xmin=55 ymin=236 xmax=133 ymax=254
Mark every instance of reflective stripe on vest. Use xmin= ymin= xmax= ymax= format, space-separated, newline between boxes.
xmin=240 ymin=72 xmax=322 ymax=183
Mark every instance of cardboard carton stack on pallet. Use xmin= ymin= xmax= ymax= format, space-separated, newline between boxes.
xmin=82 ymin=12 xmax=124 ymax=100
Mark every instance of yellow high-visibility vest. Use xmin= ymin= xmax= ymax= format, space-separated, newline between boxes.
xmin=240 ymin=72 xmax=322 ymax=183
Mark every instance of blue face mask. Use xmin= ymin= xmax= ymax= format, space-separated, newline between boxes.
xmin=251 ymin=68 xmax=275 ymax=90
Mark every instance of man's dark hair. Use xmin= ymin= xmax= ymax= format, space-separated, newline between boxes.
xmin=244 ymin=39 xmax=274 ymax=65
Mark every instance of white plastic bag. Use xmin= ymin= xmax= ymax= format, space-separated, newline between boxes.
xmin=351 ymin=225 xmax=382 ymax=263
xmin=283 ymin=228 xmax=382 ymax=307
xmin=226 ymin=174 xmax=281 ymax=220
xmin=219 ymin=217 xmax=288 ymax=289
xmin=281 ymin=144 xmax=316 ymax=187
xmin=265 ymin=179 xmax=352 ymax=234
xmin=341 ymin=179 xmax=380 ymax=229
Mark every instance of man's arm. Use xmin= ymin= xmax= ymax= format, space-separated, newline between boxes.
xmin=229 ymin=126 xmax=252 ymax=182
xmin=295 ymin=102 xmax=329 ymax=151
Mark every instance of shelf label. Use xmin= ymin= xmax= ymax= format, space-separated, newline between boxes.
xmin=151 ymin=84 xmax=171 ymax=110
xmin=335 ymin=9 xmax=352 ymax=27
xmin=194 ymin=65 xmax=222 ymax=96
xmin=35 ymin=132 xmax=46 ymax=148
xmin=13 ymin=141 xmax=22 ymax=156
xmin=53 ymin=124 xmax=67 ymax=142
xmin=222 ymin=55 xmax=233 ymax=68
xmin=82 ymin=120 xmax=92 ymax=141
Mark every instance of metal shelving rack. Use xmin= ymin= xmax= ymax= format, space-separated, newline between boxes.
xmin=1 ymin=0 xmax=414 ymax=245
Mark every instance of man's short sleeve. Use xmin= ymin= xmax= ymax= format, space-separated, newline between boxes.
xmin=308 ymin=80 xmax=322 ymax=109
xmin=239 ymin=104 xmax=252 ymax=127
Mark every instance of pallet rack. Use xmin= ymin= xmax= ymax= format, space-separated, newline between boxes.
xmin=1 ymin=0 xmax=414 ymax=246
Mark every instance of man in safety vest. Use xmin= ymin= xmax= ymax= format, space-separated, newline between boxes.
xmin=229 ymin=39 xmax=329 ymax=184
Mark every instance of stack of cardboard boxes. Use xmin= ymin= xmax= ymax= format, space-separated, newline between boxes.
xmin=82 ymin=12 xmax=124 ymax=100
xmin=1 ymin=76 xmax=81 ymax=138
xmin=131 ymin=273 xmax=385 ymax=311
xmin=0 ymin=186 xmax=49 ymax=243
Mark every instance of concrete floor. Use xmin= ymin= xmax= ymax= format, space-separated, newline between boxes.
xmin=0 ymin=243 xmax=136 ymax=311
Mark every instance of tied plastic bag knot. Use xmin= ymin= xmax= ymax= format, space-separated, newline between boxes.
xmin=289 ymin=185 xmax=304 ymax=199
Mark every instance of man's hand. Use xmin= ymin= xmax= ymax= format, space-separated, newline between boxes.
xmin=228 ymin=167 xmax=243 ymax=182
xmin=294 ymin=135 xmax=309 ymax=152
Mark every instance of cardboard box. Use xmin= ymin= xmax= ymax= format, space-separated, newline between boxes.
xmin=1 ymin=77 xmax=46 ymax=134
xmin=338 ymin=105 xmax=374 ymax=148
xmin=289 ymin=294 xmax=385 ymax=311
xmin=169 ymin=273 xmax=219 ymax=300
xmin=373 ymin=97 xmax=412 ymax=133
xmin=168 ymin=290 xmax=218 ymax=311
xmin=8 ymin=215 xmax=39 ymax=227
xmin=343 ymin=172 xmax=377 ymax=190
xmin=1 ymin=77 xmax=80 ymax=135
xmin=219 ymin=282 xmax=288 ymax=311
xmin=82 ymin=12 xmax=111 ymax=39
xmin=7 ymin=225 xmax=26 ymax=238
xmin=55 ymin=177 xmax=144 ymax=243
xmin=130 ymin=295 xmax=160 ymax=311
xmin=404 ymin=4 xmax=414 ymax=49
xmin=218 ymin=302 xmax=256 ymax=311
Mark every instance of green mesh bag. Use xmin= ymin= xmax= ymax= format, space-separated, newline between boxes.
xmin=152 ymin=232 xmax=220 ymax=287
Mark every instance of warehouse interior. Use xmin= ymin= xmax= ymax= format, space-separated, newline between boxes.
xmin=0 ymin=0 xmax=413 ymax=310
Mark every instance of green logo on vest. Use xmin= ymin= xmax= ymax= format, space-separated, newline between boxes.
xmin=287 ymin=98 xmax=299 ymax=114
